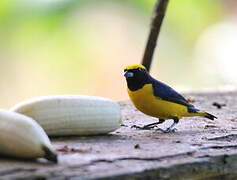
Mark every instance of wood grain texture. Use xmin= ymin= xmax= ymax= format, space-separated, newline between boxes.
xmin=0 ymin=91 xmax=237 ymax=179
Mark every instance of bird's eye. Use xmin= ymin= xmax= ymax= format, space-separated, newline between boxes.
xmin=138 ymin=68 xmax=142 ymax=71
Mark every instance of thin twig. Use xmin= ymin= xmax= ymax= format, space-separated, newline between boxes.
xmin=141 ymin=0 xmax=169 ymax=72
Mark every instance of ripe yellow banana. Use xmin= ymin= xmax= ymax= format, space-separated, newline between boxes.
xmin=11 ymin=95 xmax=122 ymax=136
xmin=0 ymin=109 xmax=57 ymax=162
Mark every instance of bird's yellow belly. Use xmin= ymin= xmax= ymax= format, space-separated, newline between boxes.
xmin=127 ymin=84 xmax=188 ymax=119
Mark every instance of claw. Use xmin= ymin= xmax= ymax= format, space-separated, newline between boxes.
xmin=131 ymin=125 xmax=143 ymax=129
xmin=130 ymin=125 xmax=141 ymax=129
xmin=154 ymin=128 xmax=166 ymax=132
xmin=164 ymin=127 xmax=177 ymax=133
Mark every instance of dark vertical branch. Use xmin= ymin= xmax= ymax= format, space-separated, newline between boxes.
xmin=141 ymin=0 xmax=169 ymax=72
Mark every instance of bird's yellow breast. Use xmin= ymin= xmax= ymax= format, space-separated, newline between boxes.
xmin=127 ymin=84 xmax=189 ymax=119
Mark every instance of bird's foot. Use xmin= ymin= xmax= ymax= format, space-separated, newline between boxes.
xmin=155 ymin=127 xmax=177 ymax=133
xmin=131 ymin=124 xmax=157 ymax=130
xmin=120 ymin=124 xmax=128 ymax=127
xmin=163 ymin=127 xmax=177 ymax=133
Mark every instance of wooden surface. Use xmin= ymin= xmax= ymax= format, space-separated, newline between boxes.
xmin=0 ymin=91 xmax=237 ymax=179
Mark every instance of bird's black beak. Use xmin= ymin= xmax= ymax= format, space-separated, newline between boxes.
xmin=124 ymin=71 xmax=134 ymax=78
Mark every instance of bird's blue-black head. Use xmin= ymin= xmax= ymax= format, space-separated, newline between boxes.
xmin=124 ymin=64 xmax=151 ymax=91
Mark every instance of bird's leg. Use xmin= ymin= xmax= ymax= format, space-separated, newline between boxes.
xmin=162 ymin=117 xmax=179 ymax=133
xmin=131 ymin=119 xmax=165 ymax=130
xmin=142 ymin=120 xmax=165 ymax=129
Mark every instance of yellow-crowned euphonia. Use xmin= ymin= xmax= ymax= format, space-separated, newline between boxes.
xmin=123 ymin=64 xmax=216 ymax=133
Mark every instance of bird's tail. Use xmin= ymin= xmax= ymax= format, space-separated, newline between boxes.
xmin=203 ymin=112 xmax=217 ymax=120
xmin=195 ymin=112 xmax=217 ymax=120
xmin=187 ymin=106 xmax=217 ymax=120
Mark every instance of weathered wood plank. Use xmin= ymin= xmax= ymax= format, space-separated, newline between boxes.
xmin=0 ymin=91 xmax=237 ymax=179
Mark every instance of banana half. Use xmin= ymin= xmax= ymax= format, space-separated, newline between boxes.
xmin=0 ymin=109 xmax=57 ymax=162
xmin=11 ymin=95 xmax=122 ymax=136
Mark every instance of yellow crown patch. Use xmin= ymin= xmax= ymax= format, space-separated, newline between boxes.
xmin=124 ymin=64 xmax=146 ymax=71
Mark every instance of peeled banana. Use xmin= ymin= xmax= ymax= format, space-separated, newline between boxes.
xmin=0 ymin=109 xmax=57 ymax=162
xmin=11 ymin=95 xmax=122 ymax=136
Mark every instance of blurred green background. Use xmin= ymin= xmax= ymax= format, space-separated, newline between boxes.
xmin=0 ymin=0 xmax=237 ymax=108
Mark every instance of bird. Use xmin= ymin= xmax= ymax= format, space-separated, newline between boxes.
xmin=123 ymin=64 xmax=217 ymax=133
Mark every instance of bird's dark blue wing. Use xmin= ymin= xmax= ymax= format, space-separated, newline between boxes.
xmin=150 ymin=77 xmax=198 ymax=112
